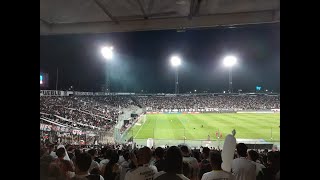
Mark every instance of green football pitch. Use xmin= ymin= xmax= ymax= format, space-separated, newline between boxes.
xmin=125 ymin=113 xmax=280 ymax=142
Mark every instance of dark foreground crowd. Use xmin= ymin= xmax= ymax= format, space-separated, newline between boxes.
xmin=40 ymin=142 xmax=280 ymax=180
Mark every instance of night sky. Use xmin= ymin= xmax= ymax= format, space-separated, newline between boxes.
xmin=40 ymin=23 xmax=279 ymax=93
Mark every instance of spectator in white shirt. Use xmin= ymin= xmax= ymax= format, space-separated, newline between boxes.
xmin=154 ymin=146 xmax=190 ymax=180
xmin=124 ymin=147 xmax=157 ymax=180
xmin=120 ymin=152 xmax=130 ymax=168
xmin=119 ymin=152 xmax=131 ymax=180
xmin=181 ymin=145 xmax=199 ymax=180
xmin=201 ymin=150 xmax=235 ymax=180
xmin=118 ymin=150 xmax=125 ymax=164
xmin=100 ymin=149 xmax=112 ymax=172
xmin=88 ymin=149 xmax=101 ymax=174
xmin=231 ymin=143 xmax=256 ymax=180
xmin=103 ymin=151 xmax=121 ymax=180
xmin=73 ymin=152 xmax=104 ymax=180
xmin=48 ymin=144 xmax=58 ymax=158
xmin=199 ymin=147 xmax=212 ymax=179
xmin=182 ymin=161 xmax=192 ymax=179
xmin=247 ymin=150 xmax=265 ymax=177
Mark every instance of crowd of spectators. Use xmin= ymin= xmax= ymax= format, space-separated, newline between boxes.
xmin=40 ymin=96 xmax=138 ymax=129
xmin=40 ymin=95 xmax=280 ymax=180
xmin=40 ymin=94 xmax=280 ymax=130
xmin=137 ymin=94 xmax=280 ymax=110
xmin=40 ymin=142 xmax=280 ymax=180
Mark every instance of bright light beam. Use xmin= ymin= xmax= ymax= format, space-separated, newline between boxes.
xmin=101 ymin=46 xmax=114 ymax=60
xmin=171 ymin=55 xmax=181 ymax=67
xmin=223 ymin=55 xmax=237 ymax=67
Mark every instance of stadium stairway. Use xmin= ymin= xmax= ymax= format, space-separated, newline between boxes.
xmin=100 ymin=129 xmax=115 ymax=144
xmin=130 ymin=96 xmax=143 ymax=108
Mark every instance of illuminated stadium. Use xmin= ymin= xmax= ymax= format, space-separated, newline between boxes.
xmin=40 ymin=1 xmax=280 ymax=179
xmin=40 ymin=33 xmax=280 ymax=149
xmin=40 ymin=91 xmax=280 ymax=149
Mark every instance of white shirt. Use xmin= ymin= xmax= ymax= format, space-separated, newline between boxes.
xmin=100 ymin=159 xmax=110 ymax=170
xmin=201 ymin=170 xmax=235 ymax=180
xmin=124 ymin=164 xmax=158 ymax=180
xmin=121 ymin=160 xmax=130 ymax=168
xmin=120 ymin=166 xmax=130 ymax=180
xmin=50 ymin=151 xmax=57 ymax=158
xmin=118 ymin=155 xmax=125 ymax=164
xmin=89 ymin=160 xmax=100 ymax=172
xmin=231 ymin=157 xmax=256 ymax=180
xmin=250 ymin=161 xmax=265 ymax=176
xmin=183 ymin=156 xmax=199 ymax=179
xmin=154 ymin=171 xmax=190 ymax=180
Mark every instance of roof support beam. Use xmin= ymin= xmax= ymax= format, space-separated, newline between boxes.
xmin=136 ymin=0 xmax=148 ymax=19
xmin=93 ymin=0 xmax=119 ymax=24
xmin=40 ymin=18 xmax=52 ymax=33
xmin=189 ymin=0 xmax=201 ymax=19
xmin=147 ymin=0 xmax=154 ymax=15
xmin=40 ymin=18 xmax=52 ymax=26
xmin=41 ymin=10 xmax=279 ymax=35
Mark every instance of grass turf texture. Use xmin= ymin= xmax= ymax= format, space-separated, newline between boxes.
xmin=127 ymin=113 xmax=280 ymax=142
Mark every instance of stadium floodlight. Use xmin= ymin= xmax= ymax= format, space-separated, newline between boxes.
xmin=194 ymin=89 xmax=197 ymax=92
xmin=170 ymin=55 xmax=182 ymax=94
xmin=223 ymin=55 xmax=237 ymax=93
xmin=223 ymin=55 xmax=237 ymax=67
xmin=170 ymin=56 xmax=181 ymax=67
xmin=101 ymin=46 xmax=113 ymax=60
xmin=101 ymin=46 xmax=114 ymax=93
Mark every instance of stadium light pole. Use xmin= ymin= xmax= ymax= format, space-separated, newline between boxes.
xmin=223 ymin=55 xmax=237 ymax=93
xmin=171 ymin=55 xmax=181 ymax=94
xmin=101 ymin=46 xmax=114 ymax=92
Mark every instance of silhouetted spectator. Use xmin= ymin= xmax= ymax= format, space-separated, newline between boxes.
xmin=199 ymin=147 xmax=212 ymax=179
xmin=201 ymin=150 xmax=234 ymax=180
xmin=154 ymin=146 xmax=189 ymax=180
xmin=124 ymin=147 xmax=157 ymax=180
xmin=154 ymin=147 xmax=166 ymax=172
xmin=73 ymin=152 xmax=104 ymax=180
xmin=231 ymin=143 xmax=256 ymax=180
xmin=104 ymin=151 xmax=121 ymax=180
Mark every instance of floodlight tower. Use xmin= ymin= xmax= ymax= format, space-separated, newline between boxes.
xmin=101 ymin=46 xmax=114 ymax=92
xmin=171 ymin=55 xmax=181 ymax=94
xmin=223 ymin=55 xmax=237 ymax=93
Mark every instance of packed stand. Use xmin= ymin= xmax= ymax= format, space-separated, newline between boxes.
xmin=40 ymin=96 xmax=139 ymax=130
xmin=40 ymin=142 xmax=280 ymax=180
xmin=137 ymin=94 xmax=280 ymax=110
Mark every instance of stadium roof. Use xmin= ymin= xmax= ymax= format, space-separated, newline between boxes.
xmin=40 ymin=0 xmax=280 ymax=35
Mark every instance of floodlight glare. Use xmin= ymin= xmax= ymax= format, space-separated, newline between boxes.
xmin=223 ymin=55 xmax=237 ymax=93
xmin=100 ymin=46 xmax=114 ymax=93
xmin=170 ymin=55 xmax=182 ymax=94
xmin=101 ymin=46 xmax=113 ymax=60
xmin=171 ymin=56 xmax=181 ymax=67
xmin=223 ymin=55 xmax=237 ymax=67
